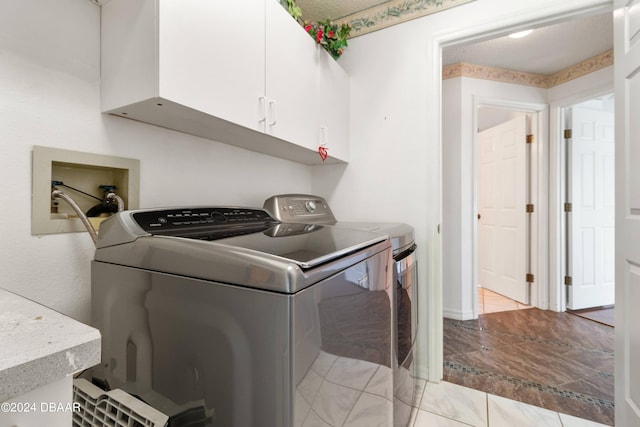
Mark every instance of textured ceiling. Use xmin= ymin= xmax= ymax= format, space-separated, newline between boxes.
xmin=292 ymin=0 xmax=613 ymax=76
xmin=442 ymin=12 xmax=613 ymax=75
xmin=295 ymin=0 xmax=392 ymax=21
xmin=294 ymin=0 xmax=475 ymax=37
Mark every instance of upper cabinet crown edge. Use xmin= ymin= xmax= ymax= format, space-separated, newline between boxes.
xmin=101 ymin=0 xmax=349 ymax=165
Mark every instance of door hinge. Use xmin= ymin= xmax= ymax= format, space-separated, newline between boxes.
xmin=564 ymin=129 xmax=572 ymax=139
xmin=526 ymin=273 xmax=535 ymax=283
xmin=564 ymin=202 xmax=572 ymax=212
xmin=526 ymin=204 xmax=535 ymax=213
xmin=526 ymin=134 xmax=535 ymax=144
xmin=564 ymin=276 xmax=573 ymax=286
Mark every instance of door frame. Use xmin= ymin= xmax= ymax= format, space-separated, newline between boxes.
xmin=472 ymin=99 xmax=548 ymax=317
xmin=431 ymin=1 xmax=614 ymax=382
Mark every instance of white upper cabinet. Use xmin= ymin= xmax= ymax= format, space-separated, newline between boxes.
xmin=101 ymin=0 xmax=349 ymax=165
xmin=158 ymin=0 xmax=266 ymax=133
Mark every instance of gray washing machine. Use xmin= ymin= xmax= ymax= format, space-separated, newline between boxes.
xmin=91 ymin=206 xmax=394 ymax=427
xmin=263 ymin=195 xmax=419 ymax=426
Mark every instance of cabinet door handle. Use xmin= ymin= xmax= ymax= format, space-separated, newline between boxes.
xmin=268 ymin=100 xmax=277 ymax=126
xmin=258 ymin=96 xmax=266 ymax=124
xmin=320 ymin=126 xmax=328 ymax=144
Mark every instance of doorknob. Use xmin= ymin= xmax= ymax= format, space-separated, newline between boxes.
xmin=477 ymin=214 xmax=481 ymax=220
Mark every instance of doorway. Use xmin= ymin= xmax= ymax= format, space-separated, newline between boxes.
xmin=428 ymin=0 xmax=614 ymax=385
xmin=446 ymin=97 xmax=615 ymax=425
xmin=442 ymin=89 xmax=616 ymax=427
xmin=441 ymin=95 xmax=547 ymax=320
xmin=438 ymin=8 xmax=615 ymax=425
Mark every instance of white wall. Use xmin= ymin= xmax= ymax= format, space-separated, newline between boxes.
xmin=312 ymin=19 xmax=439 ymax=379
xmin=0 ymin=0 xmax=312 ymax=323
xmin=548 ymin=66 xmax=614 ymax=105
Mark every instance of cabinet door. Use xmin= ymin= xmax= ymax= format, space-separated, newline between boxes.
xmin=316 ymin=50 xmax=350 ymax=162
xmin=159 ymin=0 xmax=266 ymax=132
xmin=265 ymin=0 xmax=318 ymax=149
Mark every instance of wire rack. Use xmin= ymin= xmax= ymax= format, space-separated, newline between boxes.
xmin=72 ymin=379 xmax=168 ymax=427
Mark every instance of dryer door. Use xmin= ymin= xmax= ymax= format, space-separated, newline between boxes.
xmin=292 ymin=246 xmax=393 ymax=426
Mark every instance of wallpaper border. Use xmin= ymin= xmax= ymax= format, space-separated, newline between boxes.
xmin=442 ymin=50 xmax=614 ymax=88
xmin=341 ymin=0 xmax=476 ymax=37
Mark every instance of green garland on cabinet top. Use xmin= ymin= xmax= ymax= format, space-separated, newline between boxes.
xmin=283 ymin=0 xmax=351 ymax=60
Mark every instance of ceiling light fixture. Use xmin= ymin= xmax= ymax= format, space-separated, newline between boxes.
xmin=508 ymin=29 xmax=533 ymax=39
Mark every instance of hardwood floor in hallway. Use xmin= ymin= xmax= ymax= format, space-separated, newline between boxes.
xmin=443 ymin=308 xmax=615 ymax=426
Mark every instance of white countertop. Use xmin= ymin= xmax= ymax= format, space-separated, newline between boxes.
xmin=0 ymin=288 xmax=101 ymax=402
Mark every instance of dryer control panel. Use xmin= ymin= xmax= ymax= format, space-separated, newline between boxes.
xmin=263 ymin=194 xmax=337 ymax=224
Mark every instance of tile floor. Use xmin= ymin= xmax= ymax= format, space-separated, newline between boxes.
xmin=412 ymin=380 xmax=610 ymax=427
xmin=478 ymin=287 xmax=531 ymax=314
xmin=444 ymin=295 xmax=615 ymax=426
xmin=295 ymin=347 xmax=610 ymax=426
xmin=296 ymin=350 xmax=395 ymax=426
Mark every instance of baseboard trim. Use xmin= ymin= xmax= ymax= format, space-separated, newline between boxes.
xmin=443 ymin=307 xmax=475 ymax=321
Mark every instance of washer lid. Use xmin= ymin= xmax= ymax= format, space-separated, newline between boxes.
xmin=95 ymin=207 xmax=389 ymax=271
xmin=213 ymin=223 xmax=387 ymax=269
xmin=332 ymin=222 xmax=415 ymax=254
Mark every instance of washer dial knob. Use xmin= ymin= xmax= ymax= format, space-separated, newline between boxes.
xmin=305 ymin=200 xmax=316 ymax=213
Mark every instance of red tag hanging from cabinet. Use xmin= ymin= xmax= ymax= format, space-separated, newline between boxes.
xmin=318 ymin=145 xmax=328 ymax=161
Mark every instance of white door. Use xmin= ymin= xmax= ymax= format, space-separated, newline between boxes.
xmin=615 ymin=1 xmax=640 ymax=425
xmin=567 ymin=105 xmax=615 ymax=310
xmin=477 ymin=116 xmax=530 ymax=304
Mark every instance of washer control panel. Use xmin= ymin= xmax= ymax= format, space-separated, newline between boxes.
xmin=263 ymin=194 xmax=337 ymax=224
xmin=132 ymin=207 xmax=275 ymax=233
